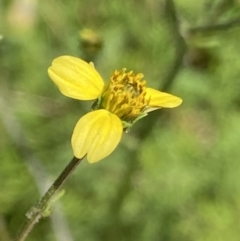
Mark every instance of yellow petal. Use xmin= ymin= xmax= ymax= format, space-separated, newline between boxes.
xmin=146 ymin=87 xmax=182 ymax=111
xmin=48 ymin=56 xmax=104 ymax=100
xmin=71 ymin=110 xmax=122 ymax=163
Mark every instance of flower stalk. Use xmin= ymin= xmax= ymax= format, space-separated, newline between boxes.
xmin=16 ymin=156 xmax=83 ymax=241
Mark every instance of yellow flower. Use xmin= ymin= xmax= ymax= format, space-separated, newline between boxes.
xmin=48 ymin=56 xmax=182 ymax=163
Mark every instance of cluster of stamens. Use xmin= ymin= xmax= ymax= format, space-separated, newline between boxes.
xmin=100 ymin=69 xmax=149 ymax=122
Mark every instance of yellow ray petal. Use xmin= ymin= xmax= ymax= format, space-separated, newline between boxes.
xmin=48 ymin=56 xmax=104 ymax=100
xmin=146 ymin=87 xmax=182 ymax=111
xmin=71 ymin=110 xmax=122 ymax=163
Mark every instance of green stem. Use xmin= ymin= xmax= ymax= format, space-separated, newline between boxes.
xmin=16 ymin=156 xmax=83 ymax=241
xmin=189 ymin=17 xmax=240 ymax=34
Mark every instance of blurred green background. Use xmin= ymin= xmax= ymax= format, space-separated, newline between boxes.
xmin=1 ymin=0 xmax=240 ymax=240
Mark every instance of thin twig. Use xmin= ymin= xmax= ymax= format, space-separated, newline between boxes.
xmin=204 ymin=0 xmax=235 ymax=24
xmin=16 ymin=156 xmax=83 ymax=241
xmin=161 ymin=0 xmax=186 ymax=92
xmin=189 ymin=17 xmax=240 ymax=34
xmin=138 ymin=0 xmax=186 ymax=140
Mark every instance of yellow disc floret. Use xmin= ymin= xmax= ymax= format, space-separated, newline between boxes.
xmin=99 ymin=69 xmax=150 ymax=122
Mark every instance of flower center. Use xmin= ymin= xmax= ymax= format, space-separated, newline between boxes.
xmin=94 ymin=69 xmax=150 ymax=123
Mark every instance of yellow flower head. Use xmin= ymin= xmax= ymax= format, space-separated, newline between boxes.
xmin=48 ymin=56 xmax=182 ymax=163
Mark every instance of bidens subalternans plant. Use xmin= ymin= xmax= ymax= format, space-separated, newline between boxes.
xmin=48 ymin=56 xmax=182 ymax=163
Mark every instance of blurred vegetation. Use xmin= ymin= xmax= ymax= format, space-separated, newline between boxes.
xmin=1 ymin=0 xmax=240 ymax=240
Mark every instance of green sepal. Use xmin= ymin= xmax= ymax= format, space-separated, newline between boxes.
xmin=91 ymin=96 xmax=102 ymax=110
xmin=122 ymin=113 xmax=148 ymax=132
xmin=132 ymin=113 xmax=148 ymax=124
